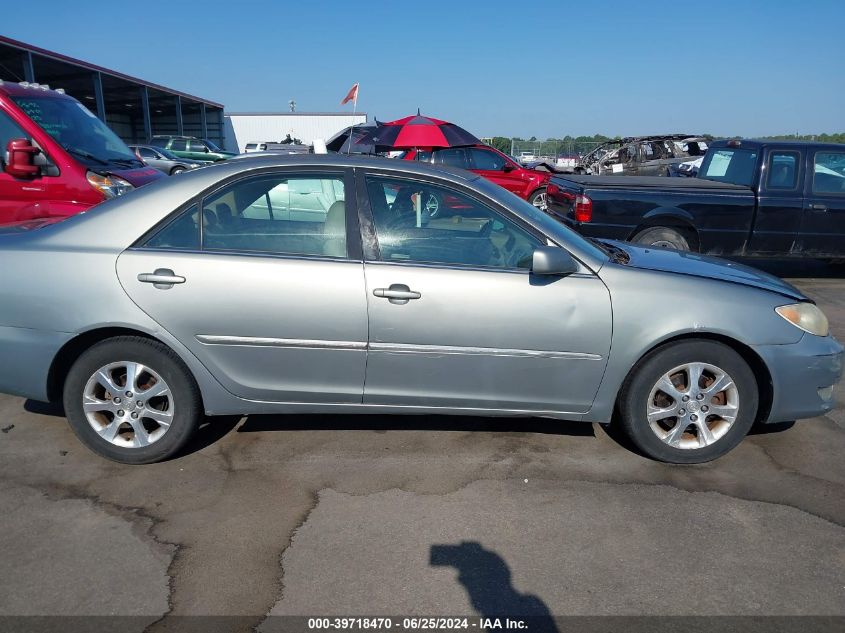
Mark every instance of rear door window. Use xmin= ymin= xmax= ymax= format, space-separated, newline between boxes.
xmin=766 ymin=151 xmax=799 ymax=190
xmin=813 ymin=151 xmax=845 ymax=194
xmin=170 ymin=139 xmax=187 ymax=151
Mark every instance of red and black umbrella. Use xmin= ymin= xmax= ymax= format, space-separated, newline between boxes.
xmin=364 ymin=114 xmax=480 ymax=149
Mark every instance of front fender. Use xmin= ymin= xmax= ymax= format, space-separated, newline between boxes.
xmin=582 ymin=263 xmax=805 ymax=423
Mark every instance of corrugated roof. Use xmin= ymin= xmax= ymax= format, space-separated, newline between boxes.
xmin=0 ymin=35 xmax=224 ymax=108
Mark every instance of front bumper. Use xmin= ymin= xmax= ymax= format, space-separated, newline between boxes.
xmin=753 ymin=333 xmax=843 ymax=423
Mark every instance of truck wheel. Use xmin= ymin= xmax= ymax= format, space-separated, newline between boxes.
xmin=62 ymin=336 xmax=202 ymax=464
xmin=617 ymin=340 xmax=758 ymax=464
xmin=633 ymin=226 xmax=691 ymax=251
xmin=528 ymin=188 xmax=548 ymax=211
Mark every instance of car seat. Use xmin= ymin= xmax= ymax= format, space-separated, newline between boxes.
xmin=323 ymin=200 xmax=347 ymax=257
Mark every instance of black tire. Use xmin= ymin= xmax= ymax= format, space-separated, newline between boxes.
xmin=632 ymin=225 xmax=691 ymax=251
xmin=62 ymin=336 xmax=202 ymax=464
xmin=170 ymin=166 xmax=186 ymax=175
xmin=617 ymin=340 xmax=758 ymax=464
xmin=528 ymin=187 xmax=548 ymax=211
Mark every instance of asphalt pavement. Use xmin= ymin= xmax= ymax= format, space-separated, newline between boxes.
xmin=0 ymin=259 xmax=843 ymax=632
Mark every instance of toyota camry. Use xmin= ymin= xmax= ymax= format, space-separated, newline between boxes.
xmin=0 ymin=155 xmax=840 ymax=464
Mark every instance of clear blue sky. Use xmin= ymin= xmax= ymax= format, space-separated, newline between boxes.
xmin=3 ymin=0 xmax=843 ymax=138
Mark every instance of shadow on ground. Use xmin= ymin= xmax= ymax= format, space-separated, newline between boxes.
xmin=430 ymin=541 xmax=559 ymax=631
xmin=237 ymin=413 xmax=596 ymax=437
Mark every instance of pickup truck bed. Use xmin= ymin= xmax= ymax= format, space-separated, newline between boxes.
xmin=553 ymin=174 xmax=749 ymax=191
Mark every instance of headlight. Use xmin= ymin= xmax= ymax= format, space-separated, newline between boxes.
xmin=775 ymin=303 xmax=829 ymax=336
xmin=86 ymin=172 xmax=135 ymax=198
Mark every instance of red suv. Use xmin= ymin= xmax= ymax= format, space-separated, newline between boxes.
xmin=0 ymin=80 xmax=163 ymax=224
xmin=402 ymin=145 xmax=552 ymax=210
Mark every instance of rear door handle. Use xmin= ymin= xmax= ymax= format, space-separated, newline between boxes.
xmin=373 ymin=284 xmax=421 ymax=305
xmin=809 ymin=203 xmax=828 ymax=211
xmin=138 ymin=268 xmax=186 ymax=289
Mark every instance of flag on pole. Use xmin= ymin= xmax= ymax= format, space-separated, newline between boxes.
xmin=341 ymin=83 xmax=359 ymax=106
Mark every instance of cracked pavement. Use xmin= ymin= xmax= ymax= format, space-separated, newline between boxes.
xmin=0 ymin=262 xmax=843 ymax=627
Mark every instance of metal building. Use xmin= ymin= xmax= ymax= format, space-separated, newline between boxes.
xmin=0 ymin=35 xmax=225 ymax=147
xmin=224 ymin=112 xmax=367 ymax=153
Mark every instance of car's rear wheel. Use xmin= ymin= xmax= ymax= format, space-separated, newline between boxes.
xmin=170 ymin=166 xmax=186 ymax=175
xmin=528 ymin=188 xmax=548 ymax=211
xmin=632 ymin=226 xmax=691 ymax=251
xmin=62 ymin=336 xmax=201 ymax=464
xmin=617 ymin=340 xmax=758 ymax=463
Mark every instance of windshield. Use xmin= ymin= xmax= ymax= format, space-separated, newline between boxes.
xmin=698 ymin=148 xmax=758 ymax=186
xmin=471 ymin=177 xmax=608 ymax=266
xmin=204 ymin=139 xmax=222 ymax=152
xmin=12 ymin=95 xmax=138 ymax=164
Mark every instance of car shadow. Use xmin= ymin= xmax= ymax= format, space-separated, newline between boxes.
xmin=430 ymin=541 xmax=559 ymax=630
xmin=236 ymin=413 xmax=596 ymax=437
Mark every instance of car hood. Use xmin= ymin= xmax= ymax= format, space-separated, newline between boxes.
xmin=606 ymin=241 xmax=807 ymax=301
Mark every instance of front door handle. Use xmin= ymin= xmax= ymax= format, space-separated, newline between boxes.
xmin=809 ymin=203 xmax=828 ymax=212
xmin=373 ymin=284 xmax=421 ymax=305
xmin=138 ymin=268 xmax=186 ymax=289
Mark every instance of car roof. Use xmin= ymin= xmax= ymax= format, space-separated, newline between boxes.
xmin=0 ymin=79 xmax=76 ymax=99
xmin=220 ymin=153 xmax=482 ymax=181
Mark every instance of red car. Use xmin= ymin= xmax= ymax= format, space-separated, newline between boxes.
xmin=401 ymin=145 xmax=552 ymax=210
xmin=0 ymin=80 xmax=163 ymax=224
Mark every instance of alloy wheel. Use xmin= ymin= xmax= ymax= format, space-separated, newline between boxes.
xmin=646 ymin=362 xmax=739 ymax=449
xmin=82 ymin=361 xmax=174 ymax=448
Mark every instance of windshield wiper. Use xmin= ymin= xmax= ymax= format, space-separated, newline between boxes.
xmin=63 ymin=146 xmax=109 ymax=166
xmin=109 ymin=157 xmax=143 ymax=167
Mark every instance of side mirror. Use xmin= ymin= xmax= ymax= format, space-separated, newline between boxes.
xmin=531 ymin=246 xmax=578 ymax=276
xmin=4 ymin=138 xmax=40 ymax=178
xmin=503 ymin=162 xmax=516 ymax=172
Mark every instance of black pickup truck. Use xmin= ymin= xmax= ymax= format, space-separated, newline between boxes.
xmin=546 ymin=139 xmax=845 ymax=260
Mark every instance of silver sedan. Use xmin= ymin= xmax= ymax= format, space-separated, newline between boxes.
xmin=0 ymin=155 xmax=840 ymax=464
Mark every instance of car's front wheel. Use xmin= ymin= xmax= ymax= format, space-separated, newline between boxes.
xmin=62 ymin=336 xmax=202 ymax=464
xmin=170 ymin=166 xmax=186 ymax=175
xmin=617 ymin=340 xmax=758 ymax=463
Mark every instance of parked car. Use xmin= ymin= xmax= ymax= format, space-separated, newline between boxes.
xmin=149 ymin=135 xmax=236 ymax=163
xmin=0 ymin=155 xmax=840 ymax=465
xmin=546 ymin=139 xmax=845 ymax=260
xmin=575 ymin=135 xmax=709 ymax=176
xmin=402 ymin=145 xmax=552 ymax=210
xmin=518 ymin=151 xmax=538 ymax=164
xmin=0 ymin=80 xmax=163 ymax=223
xmin=129 ymin=144 xmax=202 ymax=175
